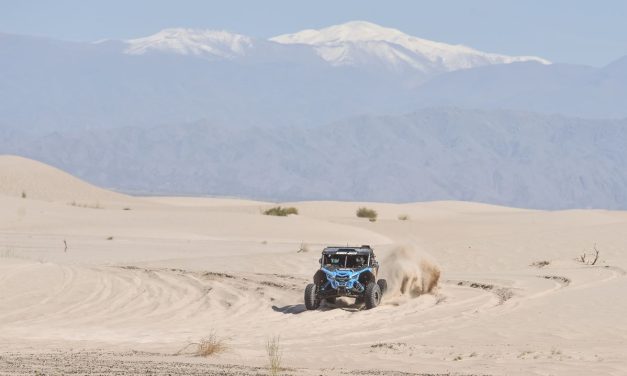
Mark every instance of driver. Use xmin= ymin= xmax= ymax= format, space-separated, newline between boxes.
xmin=355 ymin=256 xmax=365 ymax=267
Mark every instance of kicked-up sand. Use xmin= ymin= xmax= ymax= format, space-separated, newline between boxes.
xmin=1 ymin=155 xmax=626 ymax=375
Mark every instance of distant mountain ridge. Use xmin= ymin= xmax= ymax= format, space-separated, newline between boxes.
xmin=3 ymin=108 xmax=627 ymax=210
xmin=2 ymin=23 xmax=627 ymax=209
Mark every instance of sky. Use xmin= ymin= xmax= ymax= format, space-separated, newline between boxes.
xmin=1 ymin=0 xmax=626 ymax=66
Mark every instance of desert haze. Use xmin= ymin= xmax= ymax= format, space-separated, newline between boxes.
xmin=1 ymin=155 xmax=626 ymax=375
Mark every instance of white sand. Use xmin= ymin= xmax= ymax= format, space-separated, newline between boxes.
xmin=1 ymin=155 xmax=626 ymax=375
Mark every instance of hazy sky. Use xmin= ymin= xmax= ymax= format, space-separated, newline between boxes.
xmin=2 ymin=0 xmax=626 ymax=66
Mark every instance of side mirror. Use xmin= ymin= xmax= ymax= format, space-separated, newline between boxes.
xmin=318 ymin=258 xmax=322 ymax=264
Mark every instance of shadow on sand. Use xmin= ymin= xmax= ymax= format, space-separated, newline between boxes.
xmin=272 ymin=299 xmax=363 ymax=314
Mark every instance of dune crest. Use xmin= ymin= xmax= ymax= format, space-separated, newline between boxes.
xmin=0 ymin=155 xmax=130 ymax=205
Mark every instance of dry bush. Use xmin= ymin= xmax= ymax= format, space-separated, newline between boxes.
xmin=175 ymin=333 xmax=228 ymax=357
xmin=266 ymin=336 xmax=282 ymax=376
xmin=297 ymin=243 xmax=309 ymax=253
xmin=577 ymin=244 xmax=601 ymax=265
xmin=531 ymin=260 xmax=550 ymax=268
xmin=263 ymin=206 xmax=298 ymax=216
xmin=356 ymin=207 xmax=377 ymax=221
xmin=21 ymin=191 xmax=26 ymax=199
xmin=196 ymin=335 xmax=228 ymax=357
xmin=69 ymin=201 xmax=102 ymax=209
xmin=397 ymin=214 xmax=409 ymax=221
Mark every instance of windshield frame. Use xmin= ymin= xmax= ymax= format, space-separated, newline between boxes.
xmin=323 ymin=253 xmax=370 ymax=268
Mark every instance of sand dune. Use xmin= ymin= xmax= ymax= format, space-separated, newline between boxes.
xmin=0 ymin=155 xmax=133 ymax=207
xmin=1 ymin=157 xmax=626 ymax=375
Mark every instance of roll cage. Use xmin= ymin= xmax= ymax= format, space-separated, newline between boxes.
xmin=319 ymin=245 xmax=378 ymax=269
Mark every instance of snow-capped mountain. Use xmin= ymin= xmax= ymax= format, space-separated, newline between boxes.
xmin=124 ymin=28 xmax=254 ymax=59
xmin=271 ymin=21 xmax=550 ymax=72
xmin=122 ymin=21 xmax=549 ymax=72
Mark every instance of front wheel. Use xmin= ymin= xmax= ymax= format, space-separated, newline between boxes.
xmin=364 ymin=282 xmax=382 ymax=309
xmin=304 ymin=283 xmax=320 ymax=310
xmin=377 ymin=279 xmax=388 ymax=295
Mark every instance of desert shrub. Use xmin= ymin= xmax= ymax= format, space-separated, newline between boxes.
xmin=69 ymin=201 xmax=102 ymax=209
xmin=397 ymin=214 xmax=409 ymax=221
xmin=297 ymin=243 xmax=309 ymax=253
xmin=530 ymin=260 xmax=550 ymax=268
xmin=356 ymin=207 xmax=377 ymax=221
xmin=266 ymin=336 xmax=282 ymax=376
xmin=196 ymin=334 xmax=228 ymax=357
xmin=21 ymin=191 xmax=26 ymax=199
xmin=175 ymin=333 xmax=227 ymax=357
xmin=263 ymin=206 xmax=298 ymax=216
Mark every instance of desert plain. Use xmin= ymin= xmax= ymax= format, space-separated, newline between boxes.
xmin=1 ymin=155 xmax=626 ymax=375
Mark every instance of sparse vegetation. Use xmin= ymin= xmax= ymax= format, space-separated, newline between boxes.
xmin=495 ymin=288 xmax=514 ymax=304
xmin=577 ymin=244 xmax=601 ymax=265
xmin=175 ymin=333 xmax=228 ymax=357
xmin=106 ymin=236 xmax=114 ymax=240
xmin=21 ymin=191 xmax=26 ymax=199
xmin=196 ymin=335 xmax=228 ymax=357
xmin=542 ymin=275 xmax=571 ymax=286
xmin=122 ymin=207 xmax=131 ymax=211
xmin=0 ymin=249 xmax=16 ymax=258
xmin=397 ymin=214 xmax=409 ymax=221
xmin=356 ymin=207 xmax=377 ymax=221
xmin=69 ymin=201 xmax=102 ymax=209
xmin=263 ymin=206 xmax=298 ymax=216
xmin=531 ymin=260 xmax=550 ymax=268
xmin=266 ymin=336 xmax=282 ymax=376
xmin=297 ymin=243 xmax=309 ymax=253
xmin=370 ymin=342 xmax=407 ymax=351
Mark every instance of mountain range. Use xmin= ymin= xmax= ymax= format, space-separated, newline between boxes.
xmin=1 ymin=21 xmax=627 ymax=209
xmin=3 ymin=108 xmax=627 ymax=209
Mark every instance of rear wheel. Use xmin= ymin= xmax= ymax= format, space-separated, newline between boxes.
xmin=364 ymin=282 xmax=381 ymax=309
xmin=377 ymin=279 xmax=388 ymax=295
xmin=304 ymin=283 xmax=320 ymax=310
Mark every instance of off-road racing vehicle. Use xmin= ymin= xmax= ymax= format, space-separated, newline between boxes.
xmin=304 ymin=245 xmax=387 ymax=310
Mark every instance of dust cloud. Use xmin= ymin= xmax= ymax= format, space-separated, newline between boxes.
xmin=380 ymin=245 xmax=441 ymax=298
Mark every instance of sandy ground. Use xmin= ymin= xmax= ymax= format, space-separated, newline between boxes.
xmin=1 ymin=155 xmax=626 ymax=375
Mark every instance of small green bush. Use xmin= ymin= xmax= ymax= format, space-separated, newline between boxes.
xmin=356 ymin=207 xmax=377 ymax=221
xmin=398 ymin=214 xmax=409 ymax=221
xmin=263 ymin=206 xmax=298 ymax=216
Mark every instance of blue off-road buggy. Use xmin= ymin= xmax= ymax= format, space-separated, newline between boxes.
xmin=304 ymin=245 xmax=387 ymax=310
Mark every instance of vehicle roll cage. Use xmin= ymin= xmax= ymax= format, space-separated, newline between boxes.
xmin=319 ymin=245 xmax=376 ymax=268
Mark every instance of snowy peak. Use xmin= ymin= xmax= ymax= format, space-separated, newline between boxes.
xmin=271 ymin=21 xmax=550 ymax=72
xmin=124 ymin=28 xmax=254 ymax=59
xmin=271 ymin=21 xmax=409 ymax=45
xmin=121 ymin=22 xmax=550 ymax=74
